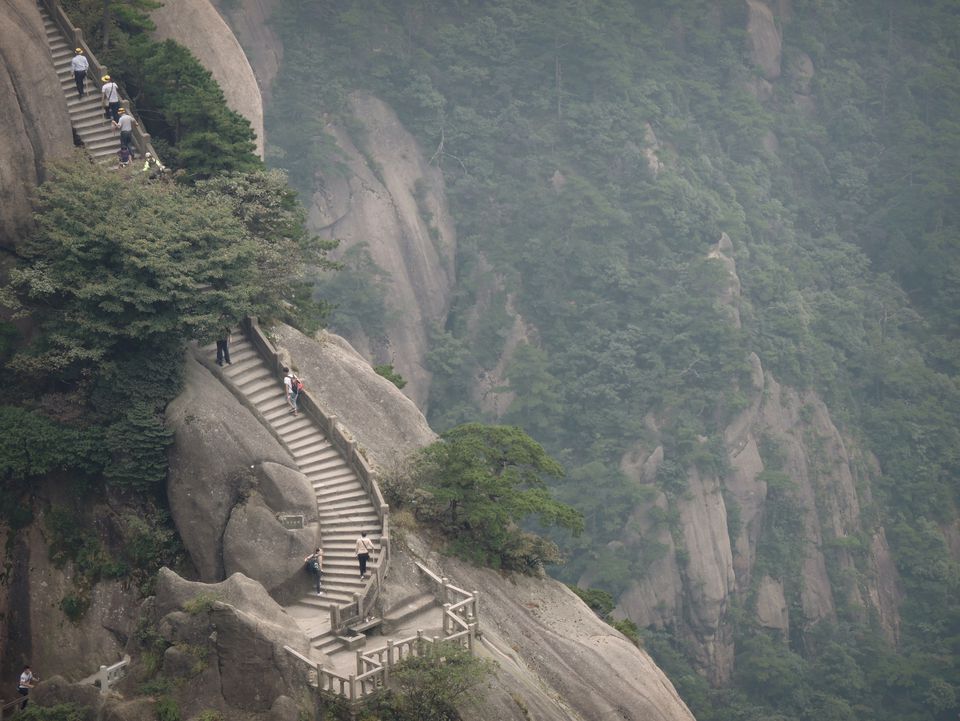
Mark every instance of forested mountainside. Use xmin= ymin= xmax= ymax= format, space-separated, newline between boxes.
xmin=251 ymin=1 xmax=960 ymax=719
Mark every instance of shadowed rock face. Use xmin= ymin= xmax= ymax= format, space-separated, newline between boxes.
xmin=210 ymin=0 xmax=283 ymax=102
xmin=151 ymin=0 xmax=265 ymax=157
xmin=0 ymin=0 xmax=73 ymax=246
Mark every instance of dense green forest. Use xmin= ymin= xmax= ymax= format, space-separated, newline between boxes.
xmin=265 ymin=1 xmax=960 ymax=720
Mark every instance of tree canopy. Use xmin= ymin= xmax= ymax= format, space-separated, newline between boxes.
xmin=412 ymin=423 xmax=583 ymax=570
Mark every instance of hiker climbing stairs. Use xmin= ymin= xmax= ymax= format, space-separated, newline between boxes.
xmin=203 ymin=330 xmax=383 ymax=658
xmin=38 ymin=1 xmax=152 ymax=164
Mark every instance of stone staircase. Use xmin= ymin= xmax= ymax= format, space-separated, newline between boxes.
xmin=38 ymin=0 xmax=157 ymax=164
xmin=205 ymin=331 xmax=383 ymax=659
xmin=39 ymin=6 xmax=118 ymax=162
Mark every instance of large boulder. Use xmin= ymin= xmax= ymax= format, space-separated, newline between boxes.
xmin=147 ymin=569 xmax=313 ymax=717
xmin=269 ymin=323 xmax=437 ymax=469
xmin=166 ymin=354 xmax=319 ymax=594
xmin=151 ymin=0 xmax=265 ymax=158
xmin=308 ymin=92 xmax=457 ymax=408
xmin=0 ymin=0 xmax=73 ymax=246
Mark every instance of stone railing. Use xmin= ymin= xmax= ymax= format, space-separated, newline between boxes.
xmin=39 ymin=0 xmax=160 ymax=161
xmin=80 ymin=656 xmax=130 ymax=695
xmin=284 ymin=575 xmax=479 ymax=707
xmin=240 ymin=317 xmax=391 ymax=633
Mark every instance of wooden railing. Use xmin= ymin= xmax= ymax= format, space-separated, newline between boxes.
xmin=240 ymin=317 xmax=391 ymax=633
xmin=38 ymin=0 xmax=160 ymax=161
xmin=1 ymin=697 xmax=23 ymax=720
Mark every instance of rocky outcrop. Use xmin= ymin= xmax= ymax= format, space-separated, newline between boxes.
xmin=745 ymin=0 xmax=782 ymax=80
xmin=151 ymin=0 xmax=265 ymax=157
xmin=0 ymin=0 xmax=73 ymax=246
xmin=614 ymin=234 xmax=901 ymax=683
xmin=145 ymin=569 xmax=311 ymax=718
xmin=425 ymin=549 xmax=696 ymax=721
xmin=308 ymin=92 xmax=457 ymax=409
xmin=1 ymin=517 xmax=139 ymax=683
xmin=166 ymin=354 xmax=319 ymax=595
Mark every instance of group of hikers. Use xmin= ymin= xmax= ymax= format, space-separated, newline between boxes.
xmin=70 ymin=48 xmax=164 ymax=175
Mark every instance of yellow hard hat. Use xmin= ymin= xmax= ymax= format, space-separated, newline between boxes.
xmin=102 ymin=75 xmax=110 ymax=82
xmin=118 ymin=107 xmax=126 ymax=114
xmin=75 ymin=48 xmax=83 ymax=54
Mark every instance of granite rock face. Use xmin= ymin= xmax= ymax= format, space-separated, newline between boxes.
xmin=269 ymin=323 xmax=438 ymax=469
xmin=613 ymin=234 xmax=902 ymax=683
xmin=166 ymin=354 xmax=319 ymax=595
xmin=0 ymin=0 xmax=73 ymax=246
xmin=745 ymin=0 xmax=782 ymax=80
xmin=307 ymin=93 xmax=457 ymax=409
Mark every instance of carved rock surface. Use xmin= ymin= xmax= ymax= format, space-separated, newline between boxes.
xmin=0 ymin=0 xmax=73 ymax=246
xmin=308 ymin=92 xmax=457 ymax=408
xmin=151 ymin=0 xmax=265 ymax=157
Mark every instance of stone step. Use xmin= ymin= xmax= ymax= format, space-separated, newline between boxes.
xmin=309 ymin=467 xmax=358 ymax=487
xmin=231 ymin=366 xmax=274 ymax=389
xmin=271 ymin=417 xmax=314 ymax=438
xmin=300 ymin=456 xmax=350 ymax=476
xmin=284 ymin=426 xmax=331 ymax=448
xmin=293 ymin=446 xmax=341 ymax=467
xmin=315 ymin=480 xmax=370 ymax=497
xmin=315 ymin=482 xmax=366 ymax=500
xmin=319 ymin=516 xmax=382 ymax=529
xmin=383 ymin=592 xmax=437 ymax=629
xmin=318 ymin=498 xmax=376 ymax=517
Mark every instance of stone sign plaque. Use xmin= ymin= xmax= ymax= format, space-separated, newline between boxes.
xmin=278 ymin=513 xmax=304 ymax=530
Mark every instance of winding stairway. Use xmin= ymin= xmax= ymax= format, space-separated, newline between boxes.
xmin=203 ymin=331 xmax=383 ymax=659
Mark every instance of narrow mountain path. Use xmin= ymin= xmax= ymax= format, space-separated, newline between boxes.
xmin=202 ymin=332 xmax=382 ymax=659
xmin=39 ymin=3 xmax=121 ymax=163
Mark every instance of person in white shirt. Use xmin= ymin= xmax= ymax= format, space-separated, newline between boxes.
xmin=282 ymin=366 xmax=297 ymax=415
xmin=17 ymin=665 xmax=35 ymax=710
xmin=113 ymin=108 xmax=138 ymax=158
xmin=355 ymin=532 xmax=375 ymax=579
xmin=71 ymin=48 xmax=88 ymax=97
xmin=101 ymin=75 xmax=120 ymax=121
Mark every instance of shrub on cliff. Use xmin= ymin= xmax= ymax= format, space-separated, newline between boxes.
xmin=411 ymin=423 xmax=583 ymax=570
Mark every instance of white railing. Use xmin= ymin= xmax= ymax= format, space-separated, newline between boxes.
xmin=284 ymin=569 xmax=480 ymax=708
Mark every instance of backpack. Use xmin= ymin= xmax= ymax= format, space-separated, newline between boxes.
xmin=305 ymin=556 xmax=320 ymax=573
xmin=292 ymin=378 xmax=304 ymax=395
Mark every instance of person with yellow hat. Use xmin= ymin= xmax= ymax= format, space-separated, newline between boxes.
xmin=101 ymin=75 xmax=120 ymax=122
xmin=71 ymin=48 xmax=88 ymax=97
xmin=113 ymin=107 xmax=138 ymax=157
